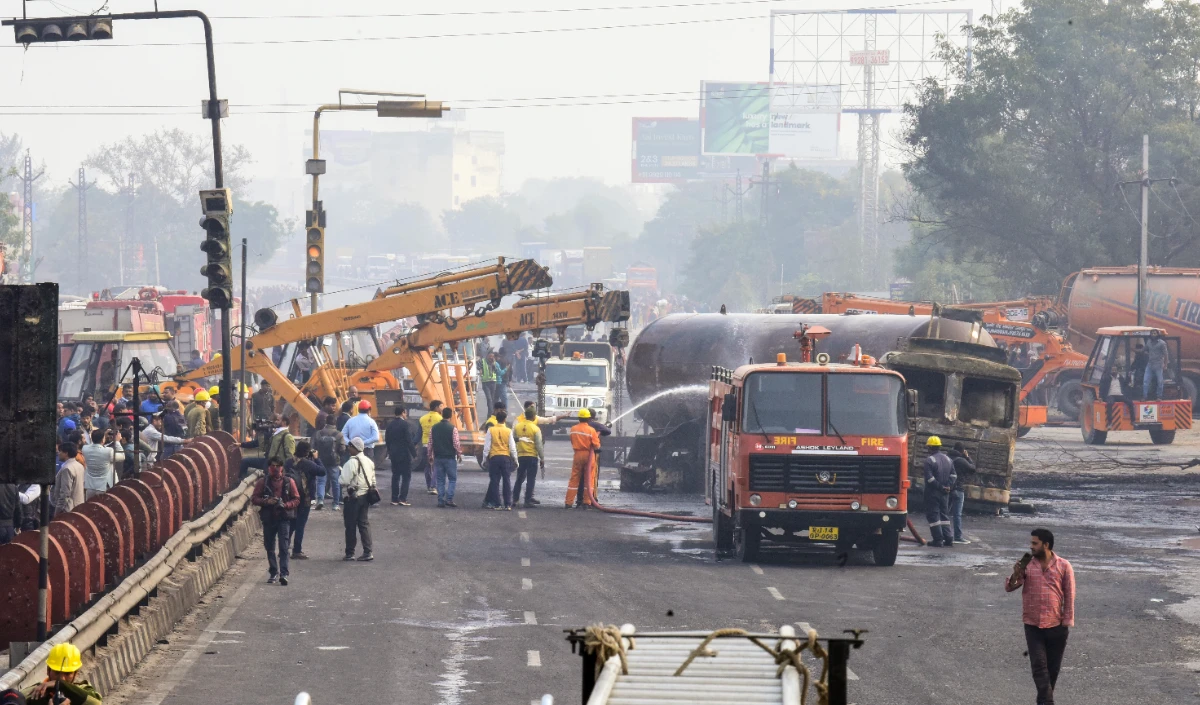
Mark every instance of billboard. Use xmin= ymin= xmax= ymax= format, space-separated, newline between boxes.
xmin=701 ymin=82 xmax=771 ymax=156
xmin=632 ymin=118 xmax=757 ymax=183
xmin=700 ymin=81 xmax=841 ymax=159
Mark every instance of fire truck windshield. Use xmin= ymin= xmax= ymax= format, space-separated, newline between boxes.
xmin=741 ymin=371 xmax=904 ymax=436
xmin=827 ymin=374 xmax=905 ymax=436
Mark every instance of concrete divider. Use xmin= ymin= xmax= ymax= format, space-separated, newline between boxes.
xmin=0 ymin=431 xmax=243 ymax=646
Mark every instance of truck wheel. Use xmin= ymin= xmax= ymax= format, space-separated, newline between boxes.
xmin=1080 ymin=391 xmax=1107 ymax=445
xmin=872 ymin=531 xmax=900 ymax=567
xmin=1150 ymin=429 xmax=1176 ymax=445
xmin=1017 ymin=426 xmax=1032 ymax=438
xmin=1182 ymin=378 xmax=1198 ymax=416
xmin=735 ymin=521 xmax=760 ymax=563
xmin=713 ymin=503 xmax=734 ymax=556
xmin=1056 ymin=379 xmax=1084 ymax=418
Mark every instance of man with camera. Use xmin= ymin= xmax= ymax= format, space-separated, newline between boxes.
xmin=340 ymin=437 xmax=377 ymax=562
xmin=251 ymin=457 xmax=301 ymax=585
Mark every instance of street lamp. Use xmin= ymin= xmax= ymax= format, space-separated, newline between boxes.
xmin=305 ymin=90 xmax=449 ymax=314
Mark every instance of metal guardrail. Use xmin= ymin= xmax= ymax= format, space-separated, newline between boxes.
xmin=0 ymin=471 xmax=261 ymax=692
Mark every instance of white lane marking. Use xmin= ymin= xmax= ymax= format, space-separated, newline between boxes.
xmin=524 ymin=611 xmax=538 ymax=625
xmin=138 ymin=560 xmax=261 ymax=705
xmin=767 ymin=587 xmax=785 ymax=601
xmin=522 ymin=557 xmax=531 ymax=567
xmin=520 ymin=531 xmax=530 ymax=543
xmin=846 ymin=667 xmax=859 ymax=681
xmin=795 ymin=621 xmax=812 ymax=633
xmin=317 ymin=646 xmax=350 ymax=651
xmin=523 ymin=578 xmax=533 ymax=590
xmin=975 ymin=572 xmax=998 ymax=577
xmin=208 ymin=639 xmax=241 ymax=644
xmin=204 ymin=629 xmax=244 ymax=634
xmin=519 ymin=511 xmax=528 ymax=519
xmin=750 ymin=564 xmax=764 ymax=575
xmin=527 ymin=650 xmax=542 ymax=667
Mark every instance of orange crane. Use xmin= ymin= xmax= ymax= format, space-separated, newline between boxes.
xmin=182 ymin=258 xmax=552 ymax=447
xmin=816 ymin=293 xmax=1089 ymax=434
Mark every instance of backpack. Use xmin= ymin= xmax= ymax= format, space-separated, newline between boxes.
xmin=314 ymin=431 xmax=338 ymax=466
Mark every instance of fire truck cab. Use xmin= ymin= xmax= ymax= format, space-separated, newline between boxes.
xmin=708 ymin=330 xmax=910 ymax=566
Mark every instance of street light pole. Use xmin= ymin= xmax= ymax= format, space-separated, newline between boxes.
xmin=306 ymin=91 xmax=448 ymax=313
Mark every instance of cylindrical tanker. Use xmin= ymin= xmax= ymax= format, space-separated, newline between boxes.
xmin=627 ymin=313 xmax=994 ymax=433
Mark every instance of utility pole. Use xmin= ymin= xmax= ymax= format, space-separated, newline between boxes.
xmin=123 ymin=173 xmax=136 ymax=286
xmin=723 ymin=169 xmax=754 ymax=224
xmin=13 ymin=151 xmax=44 ymax=283
xmin=1117 ymin=135 xmax=1174 ymax=327
xmin=68 ymin=167 xmax=95 ymax=293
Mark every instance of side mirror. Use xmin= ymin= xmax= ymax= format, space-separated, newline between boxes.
xmin=721 ymin=393 xmax=737 ymax=423
xmin=907 ymin=389 xmax=919 ymax=417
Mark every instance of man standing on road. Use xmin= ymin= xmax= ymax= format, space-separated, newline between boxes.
xmin=417 ymin=400 xmax=444 ymax=495
xmin=52 ymin=443 xmax=85 ymax=516
xmin=480 ymin=351 xmax=500 ymax=413
xmin=1144 ymin=330 xmax=1170 ymax=400
xmin=428 ymin=407 xmax=463 ymax=508
xmin=251 ymin=458 xmax=300 ymax=585
xmin=1006 ymin=528 xmax=1076 ymax=705
xmin=921 ymin=436 xmax=956 ymax=548
xmin=948 ymin=442 xmax=975 ymax=545
xmin=513 ymin=408 xmax=544 ymax=508
xmin=342 ymin=401 xmax=380 ymax=458
xmin=185 ymin=390 xmax=210 ymax=437
xmin=340 ymin=438 xmax=376 ymax=562
xmin=287 ymin=441 xmax=324 ymax=561
xmin=386 ymin=406 xmax=417 ymax=506
xmin=312 ymin=419 xmax=345 ymax=510
xmin=566 ymin=409 xmax=601 ymax=508
xmin=483 ymin=410 xmax=518 ymax=510
xmin=251 ymin=381 xmax=275 ymax=420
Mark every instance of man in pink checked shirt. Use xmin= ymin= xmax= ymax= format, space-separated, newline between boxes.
xmin=1006 ymin=528 xmax=1076 ymax=705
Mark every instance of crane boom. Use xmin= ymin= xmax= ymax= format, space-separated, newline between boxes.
xmin=185 ymin=257 xmax=552 ymax=381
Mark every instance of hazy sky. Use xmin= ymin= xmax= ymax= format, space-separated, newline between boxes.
xmin=0 ymin=0 xmax=991 ymax=212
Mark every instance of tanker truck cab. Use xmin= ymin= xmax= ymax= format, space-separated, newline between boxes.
xmin=544 ymin=352 xmax=613 ymax=428
xmin=709 ymin=334 xmax=909 ymax=566
xmin=1079 ymin=326 xmax=1192 ymax=445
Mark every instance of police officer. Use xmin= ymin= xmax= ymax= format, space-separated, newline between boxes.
xmin=922 ymin=436 xmax=957 ymax=548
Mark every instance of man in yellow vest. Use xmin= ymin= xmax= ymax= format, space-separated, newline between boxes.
xmin=513 ymin=407 xmax=545 ymax=508
xmin=417 ymin=400 xmax=444 ymax=495
xmin=482 ymin=409 xmax=517 ymax=510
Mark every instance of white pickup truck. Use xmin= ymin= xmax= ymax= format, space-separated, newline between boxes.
xmin=543 ymin=355 xmax=613 ymax=429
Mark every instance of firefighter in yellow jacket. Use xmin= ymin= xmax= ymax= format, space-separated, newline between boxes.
xmin=483 ymin=410 xmax=518 ymax=510
xmin=566 ymin=409 xmax=601 ymax=508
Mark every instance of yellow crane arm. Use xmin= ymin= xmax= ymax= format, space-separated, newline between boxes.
xmin=367 ymin=288 xmax=630 ymax=372
xmin=226 ymin=348 xmax=322 ymax=427
xmin=184 ymin=257 xmax=552 ymax=381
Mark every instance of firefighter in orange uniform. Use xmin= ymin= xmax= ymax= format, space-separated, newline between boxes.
xmin=566 ymin=409 xmax=601 ymax=508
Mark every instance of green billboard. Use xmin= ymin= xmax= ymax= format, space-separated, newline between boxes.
xmin=701 ymin=82 xmax=771 ymax=156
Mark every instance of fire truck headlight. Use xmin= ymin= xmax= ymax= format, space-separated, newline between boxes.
xmin=749 ymin=494 xmax=762 ymax=507
xmin=787 ymin=499 xmax=798 ymax=509
xmin=886 ymin=496 xmax=899 ymax=509
xmin=850 ymin=501 xmax=861 ymax=510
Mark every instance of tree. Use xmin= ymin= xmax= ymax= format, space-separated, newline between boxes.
xmin=441 ymin=196 xmax=522 ymax=254
xmin=902 ymin=0 xmax=1200 ymax=294
xmin=84 ymin=128 xmax=252 ymax=205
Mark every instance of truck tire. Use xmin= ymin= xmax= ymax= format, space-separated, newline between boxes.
xmin=713 ymin=502 xmax=734 ymax=556
xmin=1056 ymin=378 xmax=1085 ymax=418
xmin=1150 ymin=429 xmax=1176 ymax=445
xmin=1080 ymin=391 xmax=1107 ymax=445
xmin=1181 ymin=377 xmax=1198 ymax=416
xmin=872 ymin=531 xmax=900 ymax=567
xmin=735 ymin=519 xmax=760 ymax=563
xmin=1017 ymin=426 xmax=1032 ymax=438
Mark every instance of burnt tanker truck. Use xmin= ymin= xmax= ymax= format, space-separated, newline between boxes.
xmin=620 ymin=312 xmax=1020 ymax=512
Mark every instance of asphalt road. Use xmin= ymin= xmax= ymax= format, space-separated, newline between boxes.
xmin=103 ymin=431 xmax=1200 ymax=705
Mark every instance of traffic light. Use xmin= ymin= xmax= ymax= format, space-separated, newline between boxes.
xmin=305 ymin=207 xmax=326 ymax=294
xmin=199 ymin=188 xmax=233 ymax=309
xmin=7 ymin=16 xmax=113 ymax=43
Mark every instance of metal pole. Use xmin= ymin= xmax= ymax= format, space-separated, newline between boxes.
xmin=1139 ymin=134 xmax=1149 ymax=327
xmin=311 ymin=110 xmax=322 ymax=316
xmin=36 ymin=487 xmax=49 ymax=641
xmin=131 ymin=358 xmax=141 ymax=476
xmin=827 ymin=639 xmax=852 ymax=705
xmin=240 ymin=237 xmax=248 ymax=438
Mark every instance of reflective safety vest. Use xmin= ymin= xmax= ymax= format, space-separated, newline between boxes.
xmin=481 ymin=360 xmax=498 ymax=383
xmin=488 ymin=424 xmax=514 ymax=457
xmin=514 ymin=418 xmax=540 ymax=457
xmin=569 ymin=422 xmax=600 ymax=452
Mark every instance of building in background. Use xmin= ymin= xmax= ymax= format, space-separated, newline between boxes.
xmin=306 ymin=124 xmax=505 ymax=214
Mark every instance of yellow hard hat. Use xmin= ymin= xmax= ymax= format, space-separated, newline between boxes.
xmin=925 ymin=436 xmax=942 ymax=447
xmin=578 ymin=408 xmax=592 ymax=419
xmin=195 ymin=390 xmax=210 ymax=402
xmin=47 ymin=643 xmax=82 ymax=673
xmin=208 ymin=386 xmax=220 ymax=396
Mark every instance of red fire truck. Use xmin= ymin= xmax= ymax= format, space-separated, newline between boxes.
xmin=709 ymin=326 xmax=910 ymax=566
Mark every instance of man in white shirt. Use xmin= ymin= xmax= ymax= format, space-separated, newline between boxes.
xmin=341 ymin=401 xmax=380 ymax=455
xmin=339 ymin=438 xmax=376 ymax=562
xmin=140 ymin=413 xmax=189 ymax=471
xmin=81 ymin=428 xmax=124 ymax=499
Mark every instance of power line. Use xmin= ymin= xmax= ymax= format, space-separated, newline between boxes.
xmin=210 ymin=0 xmax=787 ymax=20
